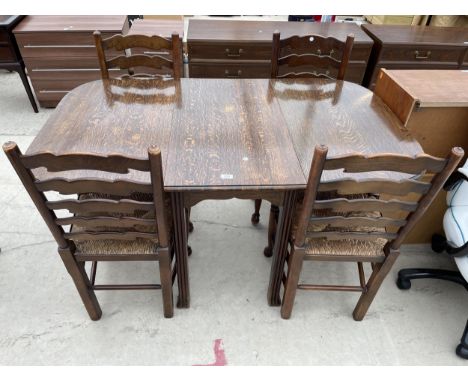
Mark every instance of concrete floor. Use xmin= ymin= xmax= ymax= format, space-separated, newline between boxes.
xmin=0 ymin=70 xmax=467 ymax=365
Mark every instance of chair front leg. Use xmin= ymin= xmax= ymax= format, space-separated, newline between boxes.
xmin=353 ymin=250 xmax=400 ymax=321
xmin=58 ymin=247 xmax=102 ymax=321
xmin=281 ymin=245 xmax=305 ymax=319
xmin=158 ymin=247 xmax=174 ymax=318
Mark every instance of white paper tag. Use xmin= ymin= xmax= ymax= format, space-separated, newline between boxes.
xmin=220 ymin=174 xmax=234 ymax=180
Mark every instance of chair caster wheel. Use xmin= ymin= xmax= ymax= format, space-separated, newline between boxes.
xmin=431 ymin=234 xmax=447 ymax=253
xmin=396 ymin=276 xmax=411 ymax=290
xmin=188 ymin=221 xmax=194 ymax=233
xmin=188 ymin=246 xmax=192 ymax=256
xmin=456 ymin=343 xmax=468 ymax=360
xmin=251 ymin=213 xmax=260 ymax=225
xmin=263 ymin=246 xmax=273 ymax=258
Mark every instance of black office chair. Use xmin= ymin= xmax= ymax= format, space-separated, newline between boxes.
xmin=397 ymin=161 xmax=468 ymax=359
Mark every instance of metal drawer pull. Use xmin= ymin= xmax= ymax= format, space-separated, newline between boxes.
xmin=225 ymin=48 xmax=243 ymax=57
xmin=414 ymin=50 xmax=432 ymax=59
xmin=225 ymin=70 xmax=242 ymax=78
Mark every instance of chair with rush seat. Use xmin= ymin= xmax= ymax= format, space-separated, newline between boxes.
xmin=93 ymin=30 xmax=183 ymax=80
xmin=3 ymin=142 xmax=176 ymax=319
xmin=278 ymin=144 xmax=463 ymax=320
xmin=251 ymin=31 xmax=354 ymax=227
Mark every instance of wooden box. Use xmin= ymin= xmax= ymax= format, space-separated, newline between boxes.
xmin=375 ymin=69 xmax=468 ymax=243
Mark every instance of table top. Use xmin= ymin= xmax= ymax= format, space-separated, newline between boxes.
xmin=27 ymin=78 xmax=422 ymax=190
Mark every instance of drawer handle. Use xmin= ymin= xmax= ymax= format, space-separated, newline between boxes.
xmin=225 ymin=48 xmax=243 ymax=57
xmin=414 ymin=50 xmax=431 ymax=59
xmin=225 ymin=69 xmax=242 ymax=78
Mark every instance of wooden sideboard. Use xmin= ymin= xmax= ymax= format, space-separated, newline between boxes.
xmin=362 ymin=24 xmax=468 ymax=89
xmin=375 ymin=69 xmax=468 ymax=243
xmin=13 ymin=16 xmax=129 ymax=107
xmin=187 ymin=19 xmax=374 ymax=84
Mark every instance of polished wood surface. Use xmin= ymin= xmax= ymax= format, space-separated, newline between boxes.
xmin=271 ymin=79 xmax=421 ymax=180
xmin=27 ymin=78 xmax=422 ymax=186
xmin=188 ymin=20 xmax=373 ymax=84
xmin=361 ymin=25 xmax=468 ymax=89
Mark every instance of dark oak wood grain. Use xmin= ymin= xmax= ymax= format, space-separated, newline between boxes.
xmin=24 ymin=77 xmax=424 ymax=309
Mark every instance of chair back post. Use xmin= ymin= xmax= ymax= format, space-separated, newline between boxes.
xmin=295 ymin=145 xmax=328 ymax=247
xmin=148 ymin=146 xmax=169 ymax=248
xmin=270 ymin=31 xmax=281 ymax=78
xmin=171 ymin=33 xmax=182 ymax=80
xmin=337 ymin=34 xmax=354 ymax=80
xmin=390 ymin=146 xmax=464 ymax=250
xmin=94 ymin=30 xmax=109 ymax=80
xmin=2 ymin=142 xmax=68 ymax=248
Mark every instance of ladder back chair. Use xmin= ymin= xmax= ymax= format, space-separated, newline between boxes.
xmin=3 ymin=142 xmax=175 ymax=320
xmin=94 ymin=30 xmax=183 ymax=80
xmin=271 ymin=31 xmax=354 ymax=80
xmin=280 ymin=144 xmax=464 ymax=320
xmin=251 ymin=32 xmax=354 ymax=226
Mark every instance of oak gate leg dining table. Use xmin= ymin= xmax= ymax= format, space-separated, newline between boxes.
xmin=25 ymin=77 xmax=422 ymax=309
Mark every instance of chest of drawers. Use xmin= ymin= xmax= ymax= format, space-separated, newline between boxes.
xmin=13 ymin=16 xmax=129 ymax=107
xmin=361 ymin=24 xmax=468 ymax=89
xmin=187 ymin=19 xmax=374 ymax=84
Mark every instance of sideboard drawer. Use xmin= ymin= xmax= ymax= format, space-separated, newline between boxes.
xmin=0 ymin=30 xmax=9 ymax=44
xmin=379 ymin=46 xmax=463 ymax=64
xmin=189 ymin=42 xmax=271 ymax=60
xmin=16 ymin=32 xmax=121 ymax=58
xmin=189 ymin=62 xmax=270 ymax=78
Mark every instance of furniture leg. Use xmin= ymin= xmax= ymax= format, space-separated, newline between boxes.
xmin=456 ymin=320 xmax=468 ymax=360
xmin=251 ymin=199 xmax=262 ymax=225
xmin=158 ymin=247 xmax=174 ymax=318
xmin=264 ymin=204 xmax=279 ymax=257
xmin=16 ymin=63 xmax=39 ymax=113
xmin=280 ymin=246 xmax=305 ymax=319
xmin=353 ymin=250 xmax=399 ymax=321
xmin=267 ymin=190 xmax=297 ymax=306
xmin=171 ymin=192 xmax=190 ymax=308
xmin=58 ymin=247 xmax=102 ymax=320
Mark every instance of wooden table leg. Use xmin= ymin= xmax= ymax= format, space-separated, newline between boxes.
xmin=267 ymin=190 xmax=297 ymax=306
xmin=171 ymin=192 xmax=190 ymax=308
